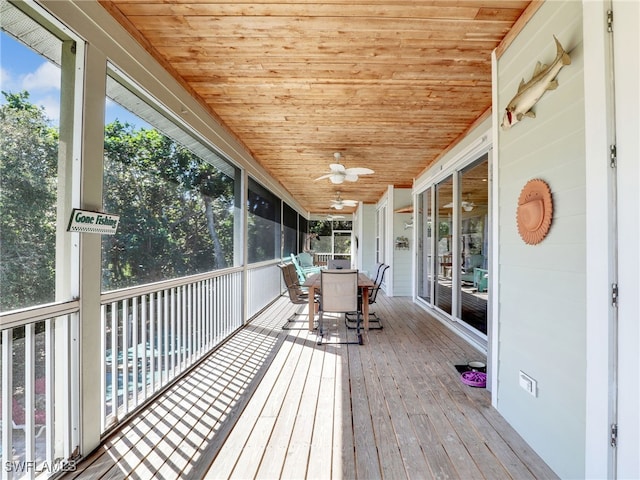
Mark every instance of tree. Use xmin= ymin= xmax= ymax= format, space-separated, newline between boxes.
xmin=1 ymin=91 xmax=237 ymax=301
xmin=0 ymin=91 xmax=58 ymax=311
xmin=102 ymin=120 xmax=235 ymax=290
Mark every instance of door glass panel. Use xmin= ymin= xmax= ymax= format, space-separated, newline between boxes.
xmin=417 ymin=188 xmax=433 ymax=303
xmin=435 ymin=177 xmax=453 ymax=314
xmin=459 ymin=157 xmax=489 ymax=334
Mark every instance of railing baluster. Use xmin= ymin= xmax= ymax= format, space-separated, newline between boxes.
xmin=2 ymin=329 xmax=13 ymax=480
xmin=175 ymin=287 xmax=181 ymax=373
xmin=25 ymin=323 xmax=35 ymax=479
xmin=189 ymin=282 xmax=195 ymax=365
xmin=214 ymin=277 xmax=218 ymax=345
xmin=170 ymin=287 xmax=175 ymax=376
xmin=149 ymin=292 xmax=156 ymax=395
xmin=45 ymin=318 xmax=54 ymax=464
xmin=206 ymin=280 xmax=210 ymax=350
xmin=110 ymin=302 xmax=118 ymax=417
xmin=101 ymin=305 xmax=107 ymax=429
xmin=181 ymin=286 xmax=186 ymax=369
xmin=97 ymin=264 xmax=280 ymax=432
xmin=163 ymin=290 xmax=169 ymax=384
xmin=140 ymin=294 xmax=147 ymax=402
xmin=132 ymin=297 xmax=139 ymax=407
xmin=122 ymin=299 xmax=129 ymax=416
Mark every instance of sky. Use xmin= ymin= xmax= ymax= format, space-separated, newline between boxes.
xmin=1 ymin=31 xmax=142 ymax=127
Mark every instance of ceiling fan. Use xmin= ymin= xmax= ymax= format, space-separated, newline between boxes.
xmin=331 ymin=192 xmax=358 ymax=210
xmin=314 ymin=152 xmax=374 ymax=184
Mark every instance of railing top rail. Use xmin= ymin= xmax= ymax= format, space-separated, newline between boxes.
xmin=0 ymin=299 xmax=80 ymax=330
xmin=100 ymin=265 xmax=245 ymax=304
xmin=100 ymin=261 xmax=281 ymax=304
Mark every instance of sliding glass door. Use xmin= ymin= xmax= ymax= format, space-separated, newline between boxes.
xmin=435 ymin=176 xmax=453 ymax=314
xmin=416 ymin=188 xmax=432 ymax=303
xmin=458 ymin=157 xmax=488 ymax=334
xmin=415 ymin=153 xmax=489 ymax=338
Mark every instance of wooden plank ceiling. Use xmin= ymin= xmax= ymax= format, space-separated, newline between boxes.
xmin=99 ymin=0 xmax=533 ymax=215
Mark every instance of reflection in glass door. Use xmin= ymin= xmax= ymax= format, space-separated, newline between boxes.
xmin=435 ymin=177 xmax=453 ymax=314
xmin=458 ymin=157 xmax=489 ymax=334
xmin=417 ymin=189 xmax=432 ymax=303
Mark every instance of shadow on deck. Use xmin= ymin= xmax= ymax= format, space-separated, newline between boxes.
xmin=65 ymin=294 xmax=557 ymax=479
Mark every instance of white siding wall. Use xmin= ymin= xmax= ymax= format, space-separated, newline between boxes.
xmin=495 ymin=2 xmax=585 ymax=478
xmin=355 ymin=204 xmax=377 ymax=278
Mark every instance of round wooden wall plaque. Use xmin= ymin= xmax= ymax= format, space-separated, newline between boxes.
xmin=516 ymin=179 xmax=553 ymax=245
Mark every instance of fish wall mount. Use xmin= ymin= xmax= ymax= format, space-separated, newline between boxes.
xmin=501 ymin=36 xmax=571 ymax=130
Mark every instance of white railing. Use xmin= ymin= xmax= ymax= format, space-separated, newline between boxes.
xmin=100 ymin=268 xmax=244 ymax=432
xmin=1 ymin=262 xmax=285 ymax=467
xmin=313 ymin=252 xmax=350 ymax=265
xmin=1 ymin=303 xmax=80 ymax=478
xmin=247 ymin=261 xmax=283 ymax=318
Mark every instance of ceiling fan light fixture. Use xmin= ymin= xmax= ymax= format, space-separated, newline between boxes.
xmin=330 ymin=173 xmax=344 ymax=184
xmin=314 ymin=152 xmax=374 ymax=184
xmin=462 ymin=194 xmax=475 ymax=211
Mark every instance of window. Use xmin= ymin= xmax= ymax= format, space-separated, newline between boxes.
xmin=298 ymin=215 xmax=309 ymax=253
xmin=102 ymin=73 xmax=238 ymax=291
xmin=282 ymin=202 xmax=298 ymax=257
xmin=1 ymin=2 xmax=82 ymax=469
xmin=0 ymin=10 xmax=69 ymax=312
xmin=247 ymin=178 xmax=281 ymax=263
xmin=309 ymin=220 xmax=353 ymax=262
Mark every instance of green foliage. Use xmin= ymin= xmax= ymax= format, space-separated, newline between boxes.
xmin=0 ymin=91 xmax=58 ymax=311
xmin=1 ymin=91 xmax=237 ymax=307
xmin=101 ymin=120 xmax=235 ymax=290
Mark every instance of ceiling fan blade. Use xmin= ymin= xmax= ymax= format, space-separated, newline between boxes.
xmin=314 ymin=173 xmax=334 ymax=181
xmin=344 ymin=167 xmax=374 ymax=176
xmin=329 ymin=174 xmax=345 ymax=184
xmin=342 ymin=200 xmax=358 ymax=206
xmin=329 ymin=163 xmax=346 ymax=173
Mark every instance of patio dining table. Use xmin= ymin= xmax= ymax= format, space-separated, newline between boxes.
xmin=302 ymin=271 xmax=375 ymax=333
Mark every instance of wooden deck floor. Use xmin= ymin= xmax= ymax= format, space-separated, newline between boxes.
xmin=67 ymin=293 xmax=558 ymax=479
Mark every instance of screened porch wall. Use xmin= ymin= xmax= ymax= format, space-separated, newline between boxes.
xmin=0 ymin=0 xmax=309 ymax=465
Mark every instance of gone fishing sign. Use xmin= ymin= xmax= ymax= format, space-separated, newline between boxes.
xmin=67 ymin=208 xmax=120 ymax=235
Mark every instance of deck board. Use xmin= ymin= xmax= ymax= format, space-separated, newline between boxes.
xmin=67 ymin=293 xmax=558 ymax=480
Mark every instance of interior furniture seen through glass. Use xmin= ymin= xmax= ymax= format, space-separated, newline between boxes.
xmin=458 ymin=157 xmax=489 ymax=334
xmin=435 ymin=176 xmax=453 ymax=314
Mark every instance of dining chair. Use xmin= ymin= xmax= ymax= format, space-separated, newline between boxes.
xmin=346 ymin=263 xmax=389 ymax=330
xmin=327 ymin=258 xmax=351 ymax=269
xmin=279 ymin=263 xmax=317 ymax=330
xmin=317 ymin=269 xmax=362 ymax=345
